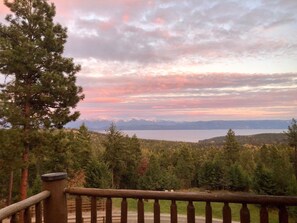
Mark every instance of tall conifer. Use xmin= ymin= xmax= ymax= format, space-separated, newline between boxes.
xmin=0 ymin=0 xmax=84 ymax=200
xmin=223 ymin=129 xmax=240 ymax=165
xmin=285 ymin=118 xmax=297 ymax=177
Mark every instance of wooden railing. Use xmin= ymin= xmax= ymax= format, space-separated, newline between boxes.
xmin=65 ymin=187 xmax=297 ymax=223
xmin=1 ymin=172 xmax=297 ymax=223
xmin=0 ymin=172 xmax=68 ymax=223
xmin=0 ymin=191 xmax=50 ymax=223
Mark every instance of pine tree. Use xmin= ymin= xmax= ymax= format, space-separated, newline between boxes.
xmin=120 ymin=134 xmax=142 ymax=189
xmin=103 ymin=123 xmax=126 ymax=188
xmin=174 ymin=147 xmax=195 ymax=188
xmin=138 ymin=154 xmax=179 ymax=190
xmin=103 ymin=124 xmax=142 ymax=189
xmin=285 ymin=118 xmax=297 ymax=177
xmin=71 ymin=124 xmax=92 ymax=171
xmin=0 ymin=0 xmax=84 ymax=200
xmin=201 ymin=160 xmax=225 ymax=190
xmin=84 ymin=158 xmax=112 ymax=189
xmin=223 ymin=129 xmax=240 ymax=165
xmin=227 ymin=164 xmax=249 ymax=191
xmin=253 ymin=145 xmax=296 ymax=195
xmin=0 ymin=129 xmax=23 ymax=204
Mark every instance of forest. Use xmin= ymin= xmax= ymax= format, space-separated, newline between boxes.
xmin=1 ymin=119 xmax=297 ymax=208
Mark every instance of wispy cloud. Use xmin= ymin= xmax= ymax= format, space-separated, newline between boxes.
xmin=51 ymin=0 xmax=297 ymax=64
xmin=1 ymin=0 xmax=297 ymax=120
xmin=77 ymin=72 xmax=297 ymax=120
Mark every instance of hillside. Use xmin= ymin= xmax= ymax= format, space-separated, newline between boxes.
xmin=198 ymin=133 xmax=287 ymax=146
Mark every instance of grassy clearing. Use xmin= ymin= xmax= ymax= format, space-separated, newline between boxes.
xmin=113 ymin=198 xmax=285 ymax=223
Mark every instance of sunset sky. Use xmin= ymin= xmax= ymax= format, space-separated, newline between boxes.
xmin=1 ymin=0 xmax=297 ymax=121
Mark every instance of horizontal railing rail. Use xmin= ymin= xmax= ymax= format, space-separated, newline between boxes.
xmin=0 ymin=191 xmax=50 ymax=223
xmin=66 ymin=188 xmax=297 ymax=205
xmin=65 ymin=187 xmax=297 ymax=223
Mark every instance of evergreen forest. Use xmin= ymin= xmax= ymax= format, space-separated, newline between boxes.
xmin=1 ymin=120 xmax=297 ymax=207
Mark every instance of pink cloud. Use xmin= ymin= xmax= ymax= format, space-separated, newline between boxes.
xmin=122 ymin=14 xmax=130 ymax=23
xmin=2 ymin=0 xmax=296 ymax=121
xmin=44 ymin=0 xmax=297 ymax=64
xmin=154 ymin=17 xmax=165 ymax=25
xmin=0 ymin=3 xmax=9 ymax=14
xmin=79 ymin=73 xmax=296 ymax=97
xmin=76 ymin=72 xmax=297 ymax=120
xmin=84 ymin=97 xmax=123 ymax=103
xmin=99 ymin=20 xmax=115 ymax=31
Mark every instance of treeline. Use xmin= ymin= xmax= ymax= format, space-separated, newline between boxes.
xmin=199 ymin=132 xmax=287 ymax=146
xmin=0 ymin=126 xmax=92 ymax=205
xmin=91 ymin=126 xmax=297 ymax=196
xmin=1 ymin=120 xmax=297 ymax=207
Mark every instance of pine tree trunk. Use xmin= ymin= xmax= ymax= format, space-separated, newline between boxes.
xmin=19 ymin=147 xmax=29 ymax=223
xmin=20 ymin=99 xmax=30 ymax=200
xmin=20 ymin=147 xmax=29 ymax=200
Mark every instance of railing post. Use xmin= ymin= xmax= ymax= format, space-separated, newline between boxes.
xmin=41 ymin=172 xmax=67 ymax=223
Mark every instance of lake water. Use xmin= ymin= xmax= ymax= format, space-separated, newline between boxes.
xmin=117 ymin=129 xmax=286 ymax=142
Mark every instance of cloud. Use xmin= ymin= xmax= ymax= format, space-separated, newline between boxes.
xmin=2 ymin=1 xmax=297 ymax=64
xmin=1 ymin=0 xmax=296 ymax=121
xmin=76 ymin=72 xmax=297 ymax=120
xmin=47 ymin=0 xmax=297 ymax=64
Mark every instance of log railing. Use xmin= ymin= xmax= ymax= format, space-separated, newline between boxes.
xmin=1 ymin=172 xmax=297 ymax=223
xmin=0 ymin=172 xmax=67 ymax=223
xmin=0 ymin=191 xmax=50 ymax=223
xmin=65 ymin=187 xmax=297 ymax=223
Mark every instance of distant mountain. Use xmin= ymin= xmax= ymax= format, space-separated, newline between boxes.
xmin=66 ymin=119 xmax=291 ymax=131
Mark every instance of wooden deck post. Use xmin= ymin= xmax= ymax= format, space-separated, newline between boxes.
xmin=42 ymin=172 xmax=67 ymax=223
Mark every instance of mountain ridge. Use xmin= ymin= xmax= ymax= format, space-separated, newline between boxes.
xmin=198 ymin=133 xmax=287 ymax=146
xmin=66 ymin=119 xmax=291 ymax=131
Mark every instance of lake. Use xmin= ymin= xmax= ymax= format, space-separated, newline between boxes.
xmin=116 ymin=129 xmax=286 ymax=142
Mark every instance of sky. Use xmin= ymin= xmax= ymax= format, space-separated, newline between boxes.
xmin=1 ymin=0 xmax=297 ymax=121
